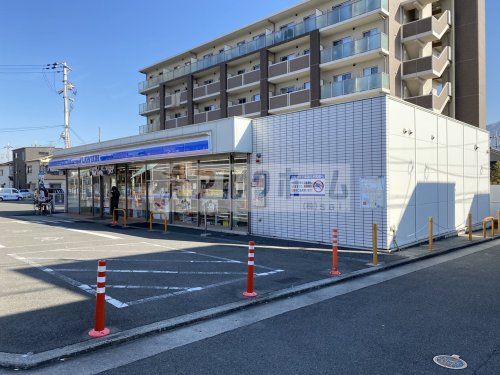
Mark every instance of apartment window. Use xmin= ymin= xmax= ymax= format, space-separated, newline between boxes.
xmin=303 ymin=82 xmax=311 ymax=90
xmin=203 ymin=53 xmax=213 ymax=60
xmin=150 ymin=119 xmax=154 ymax=124
xmin=238 ymin=98 xmax=247 ymax=104
xmin=252 ymin=64 xmax=260 ymax=70
xmin=204 ymin=105 xmax=216 ymax=112
xmin=303 ymin=15 xmax=315 ymax=31
xmin=26 ymin=165 xmax=32 ymax=174
xmin=363 ymin=66 xmax=378 ymax=76
xmin=303 ymin=49 xmax=310 ymax=56
xmin=363 ymin=29 xmax=379 ymax=38
xmin=252 ymin=94 xmax=261 ymax=102
xmin=237 ymin=41 xmax=246 ymax=46
xmin=280 ymin=53 xmax=296 ymax=62
xmin=237 ymin=69 xmax=246 ymax=75
xmin=219 ymin=48 xmax=225 ymax=54
xmin=334 ymin=72 xmax=352 ymax=82
xmin=280 ymin=86 xmax=295 ymax=94
xmin=203 ymin=79 xmax=214 ymax=85
xmin=280 ymin=22 xmax=294 ymax=30
xmin=333 ymin=36 xmax=352 ymax=46
xmin=253 ymin=34 xmax=265 ymax=40
xmin=174 ymin=113 xmax=182 ymax=118
xmin=174 ymin=89 xmax=180 ymax=93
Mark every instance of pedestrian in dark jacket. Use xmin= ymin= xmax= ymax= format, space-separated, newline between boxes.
xmin=110 ymin=186 xmax=120 ymax=224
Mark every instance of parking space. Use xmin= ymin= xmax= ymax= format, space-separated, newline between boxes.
xmin=0 ymin=202 xmax=403 ymax=354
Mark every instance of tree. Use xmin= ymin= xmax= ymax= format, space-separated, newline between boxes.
xmin=491 ymin=162 xmax=500 ymax=185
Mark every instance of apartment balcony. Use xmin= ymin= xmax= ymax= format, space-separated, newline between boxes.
xmin=227 ymin=100 xmax=261 ymax=117
xmin=138 ymin=76 xmax=162 ymax=94
xmin=320 ymin=33 xmax=388 ymax=72
xmin=194 ymin=108 xmax=222 ymax=124
xmin=139 ymin=121 xmax=161 ymax=135
xmin=317 ymin=0 xmax=389 ymax=36
xmin=269 ymin=88 xmax=310 ymax=114
xmin=402 ymin=11 xmax=451 ymax=44
xmin=227 ymin=69 xmax=260 ymax=93
xmin=268 ymin=55 xmax=310 ymax=84
xmin=139 ymin=99 xmax=160 ymax=115
xmin=405 ymin=82 xmax=452 ymax=113
xmin=165 ymin=90 xmax=188 ymax=109
xmin=165 ymin=115 xmax=189 ymax=129
xmin=402 ymin=47 xmax=451 ymax=80
xmin=193 ymin=81 xmax=220 ymax=102
xmin=320 ymin=72 xmax=389 ymax=104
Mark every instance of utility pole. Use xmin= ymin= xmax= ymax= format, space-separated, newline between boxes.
xmin=99 ymin=127 xmax=102 ymax=143
xmin=62 ymin=62 xmax=72 ymax=149
xmin=3 ymin=144 xmax=13 ymax=162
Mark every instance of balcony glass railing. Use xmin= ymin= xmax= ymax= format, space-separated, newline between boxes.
xmin=138 ymin=0 xmax=388 ymax=92
xmin=316 ymin=0 xmax=387 ymax=29
xmin=321 ymin=72 xmax=389 ymax=99
xmin=321 ymin=32 xmax=388 ymax=64
xmin=139 ymin=121 xmax=161 ymax=134
xmin=139 ymin=99 xmax=160 ymax=114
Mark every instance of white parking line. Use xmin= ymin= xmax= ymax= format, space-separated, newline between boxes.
xmin=7 ymin=253 xmax=128 ymax=308
xmin=53 ymin=268 xmax=251 ymax=275
xmin=64 ymin=228 xmax=122 ymax=239
xmin=93 ymin=285 xmax=192 ymax=291
xmin=125 ymin=269 xmax=285 ymax=306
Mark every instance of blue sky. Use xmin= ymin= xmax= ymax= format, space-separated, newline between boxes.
xmin=0 ymin=0 xmax=498 ymax=161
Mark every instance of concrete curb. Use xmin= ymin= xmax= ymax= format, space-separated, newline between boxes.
xmin=1 ymin=235 xmax=498 ymax=369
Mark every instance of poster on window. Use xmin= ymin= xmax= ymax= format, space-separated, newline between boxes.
xmin=289 ymin=174 xmax=326 ymax=197
xmin=360 ymin=176 xmax=385 ymax=209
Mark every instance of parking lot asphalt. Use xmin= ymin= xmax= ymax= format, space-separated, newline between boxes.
xmin=0 ymin=201 xmax=403 ymax=355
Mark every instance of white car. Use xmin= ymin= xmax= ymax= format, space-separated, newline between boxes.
xmin=0 ymin=188 xmax=23 ymax=201
xmin=19 ymin=189 xmax=33 ymax=199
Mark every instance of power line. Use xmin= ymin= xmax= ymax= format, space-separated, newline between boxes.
xmin=0 ymin=125 xmax=64 ymax=133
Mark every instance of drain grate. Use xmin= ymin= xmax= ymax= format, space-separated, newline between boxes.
xmin=433 ymin=355 xmax=467 ymax=370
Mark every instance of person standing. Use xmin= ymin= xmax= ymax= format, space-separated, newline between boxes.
xmin=110 ymin=186 xmax=120 ymax=225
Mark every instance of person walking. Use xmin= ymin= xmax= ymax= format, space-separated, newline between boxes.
xmin=110 ymin=186 xmax=120 ymax=225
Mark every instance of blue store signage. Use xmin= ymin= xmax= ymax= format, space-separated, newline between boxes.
xmin=49 ymin=137 xmax=210 ymax=168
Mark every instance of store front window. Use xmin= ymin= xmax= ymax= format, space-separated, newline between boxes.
xmin=116 ymin=165 xmax=127 ymax=214
xmin=232 ymin=157 xmax=248 ymax=231
xmin=199 ymin=159 xmax=230 ymax=229
xmin=67 ymin=170 xmax=79 ymax=213
xmin=148 ymin=162 xmax=170 ymax=218
xmin=80 ymin=168 xmax=93 ymax=215
xmin=63 ymin=154 xmax=249 ymax=232
xmin=127 ymin=163 xmax=148 ymax=221
xmin=171 ymin=161 xmax=198 ymax=226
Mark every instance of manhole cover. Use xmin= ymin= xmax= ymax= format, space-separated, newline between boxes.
xmin=433 ymin=355 xmax=468 ymax=370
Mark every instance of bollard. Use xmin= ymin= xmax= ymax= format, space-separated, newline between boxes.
xmin=468 ymin=213 xmax=472 ymax=241
xmin=372 ymin=224 xmax=378 ymax=266
xmin=329 ymin=229 xmax=341 ymax=276
xmin=243 ymin=241 xmax=257 ymax=297
xmin=89 ymin=260 xmax=110 ymax=337
xmin=482 ymin=217 xmax=495 ymax=238
xmin=498 ymin=210 xmax=500 ymax=231
xmin=149 ymin=212 xmax=168 ymax=233
xmin=428 ymin=217 xmax=433 ymax=251
xmin=149 ymin=212 xmax=154 ymax=231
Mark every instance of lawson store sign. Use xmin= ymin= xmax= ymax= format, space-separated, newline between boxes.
xmin=49 ymin=137 xmax=210 ymax=169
